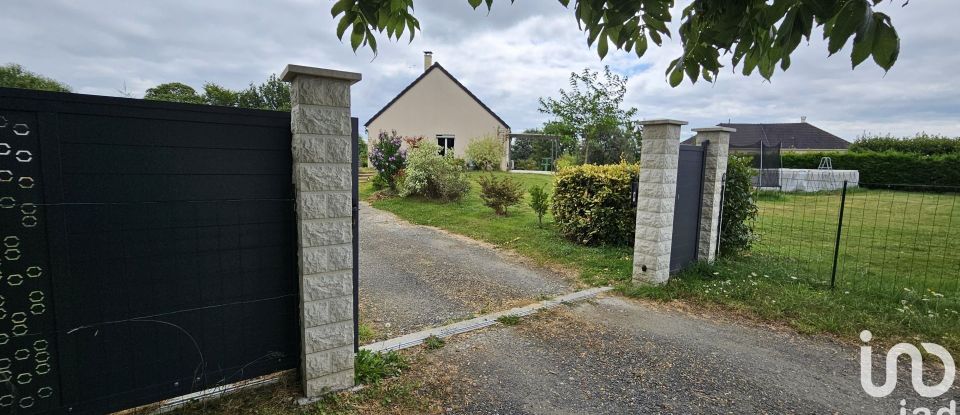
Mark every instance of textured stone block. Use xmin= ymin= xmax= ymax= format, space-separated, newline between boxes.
xmin=298 ymin=164 xmax=351 ymax=192
xmin=302 ymin=218 xmax=351 ymax=247
xmin=636 ymin=197 xmax=675 ymax=214
xmin=305 ymin=369 xmax=354 ymax=395
xmin=293 ymin=134 xmax=351 ymax=163
xmin=303 ymin=271 xmax=352 ymax=302
xmin=638 ymin=168 xmax=678 ymax=184
xmin=639 ymin=137 xmax=680 ymax=155
xmin=292 ymin=78 xmax=351 ymax=107
xmin=304 ymin=296 xmax=353 ymax=328
xmin=633 ymin=238 xmax=672 ymax=256
xmin=641 ymin=154 xmax=679 ymax=170
xmin=305 ymin=345 xmax=354 ymax=379
xmin=303 ymin=244 xmax=352 ymax=274
xmin=299 ymin=192 xmax=351 ymax=219
xmin=635 ymin=210 xmax=673 ymax=228
xmin=636 ymin=183 xmax=678 ymax=199
xmin=293 ymin=105 xmax=350 ymax=135
xmin=635 ymin=225 xmax=673 ymax=242
xmin=304 ymin=321 xmax=353 ymax=354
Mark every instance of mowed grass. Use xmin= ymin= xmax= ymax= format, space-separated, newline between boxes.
xmin=752 ymin=188 xmax=960 ymax=303
xmin=362 ymin=171 xmax=633 ymax=286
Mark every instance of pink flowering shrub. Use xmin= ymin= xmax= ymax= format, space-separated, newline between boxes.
xmin=370 ymin=130 xmax=406 ymax=190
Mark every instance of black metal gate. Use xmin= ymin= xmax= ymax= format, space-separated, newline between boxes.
xmin=670 ymin=143 xmax=707 ymax=272
xmin=0 ymin=88 xmax=299 ymax=414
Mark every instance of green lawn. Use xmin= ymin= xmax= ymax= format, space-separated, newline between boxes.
xmin=364 ymin=174 xmax=960 ymax=350
xmin=362 ymin=171 xmax=633 ymax=286
xmin=752 ymin=188 xmax=960 ymax=304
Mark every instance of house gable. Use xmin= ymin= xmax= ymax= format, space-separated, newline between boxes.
xmin=364 ymin=63 xmax=509 ymax=130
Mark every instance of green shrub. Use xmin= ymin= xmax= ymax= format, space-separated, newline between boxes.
xmin=528 ymin=185 xmax=550 ymax=227
xmin=850 ymin=134 xmax=960 ymax=156
xmin=782 ymin=151 xmax=960 ymax=188
xmin=355 ymin=349 xmax=408 ymax=384
xmin=554 ymin=154 xmax=577 ymax=171
xmin=465 ymin=136 xmax=505 ymax=171
xmin=369 ymin=131 xmax=406 ymax=190
xmin=551 ymin=162 xmax=639 ymax=245
xmin=720 ymin=156 xmax=758 ymax=256
xmin=477 ymin=175 xmax=524 ymax=216
xmin=370 ymin=174 xmax=389 ymax=191
xmin=513 ymin=159 xmax=539 ymax=170
xmin=400 ymin=141 xmax=470 ymax=201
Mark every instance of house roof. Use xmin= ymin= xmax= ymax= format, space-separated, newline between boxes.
xmin=682 ymin=122 xmax=850 ymax=149
xmin=364 ymin=63 xmax=510 ymax=129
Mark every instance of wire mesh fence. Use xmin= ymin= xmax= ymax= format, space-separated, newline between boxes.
xmin=750 ymin=177 xmax=960 ymax=310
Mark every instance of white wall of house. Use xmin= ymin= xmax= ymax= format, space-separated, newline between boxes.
xmin=365 ymin=66 xmax=510 ymax=170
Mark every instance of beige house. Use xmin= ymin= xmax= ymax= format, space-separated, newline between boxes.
xmin=365 ymin=52 xmax=511 ymax=170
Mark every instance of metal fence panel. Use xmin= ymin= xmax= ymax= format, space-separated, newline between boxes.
xmin=0 ymin=88 xmax=299 ymax=414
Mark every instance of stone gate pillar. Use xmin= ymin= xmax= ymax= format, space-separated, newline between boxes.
xmin=632 ymin=119 xmax=686 ymax=284
xmin=692 ymin=126 xmax=735 ymax=263
xmin=281 ymin=64 xmax=361 ymax=398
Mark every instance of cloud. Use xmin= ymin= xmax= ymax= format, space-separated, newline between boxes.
xmin=1 ymin=0 xmax=957 ymax=140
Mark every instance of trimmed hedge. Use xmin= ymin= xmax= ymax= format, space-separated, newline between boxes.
xmin=849 ymin=134 xmax=960 ymax=156
xmin=552 ymin=163 xmax=639 ymax=245
xmin=782 ymin=151 xmax=960 ymax=188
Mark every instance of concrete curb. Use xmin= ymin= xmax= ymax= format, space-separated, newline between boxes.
xmin=362 ymin=286 xmax=613 ymax=353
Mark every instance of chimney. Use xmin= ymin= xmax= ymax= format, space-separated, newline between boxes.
xmin=801 ymin=116 xmax=807 ymax=123
xmin=423 ymin=51 xmax=433 ymax=72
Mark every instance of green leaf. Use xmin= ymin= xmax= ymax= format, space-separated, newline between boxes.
xmin=684 ymin=62 xmax=700 ymax=84
xmin=597 ymin=30 xmax=609 ymax=59
xmin=467 ymin=0 xmax=483 ymax=9
xmin=827 ymin=0 xmax=868 ymax=55
xmin=634 ymin=35 xmax=648 ymax=57
xmin=642 ymin=14 xmax=669 ymax=34
xmin=850 ymin=14 xmax=877 ymax=68
xmin=871 ymin=18 xmax=900 ymax=71
xmin=351 ymin=27 xmax=364 ymax=50
xmin=336 ymin=16 xmax=352 ymax=39
xmin=669 ymin=65 xmax=684 ymax=87
xmin=331 ymin=0 xmax=352 ymax=17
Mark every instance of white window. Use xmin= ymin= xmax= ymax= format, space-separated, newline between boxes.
xmin=436 ymin=134 xmax=455 ymax=156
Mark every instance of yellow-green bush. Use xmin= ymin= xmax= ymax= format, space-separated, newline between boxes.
xmin=552 ymin=162 xmax=639 ymax=245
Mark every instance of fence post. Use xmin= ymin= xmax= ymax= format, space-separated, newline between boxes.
xmin=830 ymin=180 xmax=849 ymax=289
xmin=282 ymin=64 xmax=362 ymax=399
xmin=692 ymin=126 xmax=735 ymax=263
xmin=632 ymin=119 xmax=686 ymax=284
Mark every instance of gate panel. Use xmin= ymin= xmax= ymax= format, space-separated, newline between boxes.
xmin=0 ymin=88 xmax=299 ymax=414
xmin=0 ymin=110 xmax=61 ymax=413
xmin=670 ymin=144 xmax=706 ymax=272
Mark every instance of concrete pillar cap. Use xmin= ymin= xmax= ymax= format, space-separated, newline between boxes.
xmin=692 ymin=126 xmax=737 ymax=133
xmin=281 ymin=64 xmax=362 ymax=84
xmin=640 ymin=119 xmax=688 ymax=126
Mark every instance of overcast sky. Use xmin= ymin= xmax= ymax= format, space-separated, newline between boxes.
xmin=4 ymin=0 xmax=958 ymax=140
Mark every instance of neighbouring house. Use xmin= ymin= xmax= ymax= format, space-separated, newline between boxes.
xmin=365 ymin=52 xmax=511 ymax=170
xmin=683 ymin=119 xmax=850 ymax=153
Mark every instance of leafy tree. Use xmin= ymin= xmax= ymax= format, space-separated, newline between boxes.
xmin=332 ymin=0 xmax=903 ymax=86
xmin=528 ymin=184 xmax=550 ymax=228
xmin=144 ymin=82 xmax=206 ymax=104
xmin=0 ymin=64 xmax=71 ymax=92
xmin=145 ymin=75 xmax=291 ymax=111
xmin=202 ymin=83 xmax=240 ymax=107
xmin=539 ymin=66 xmax=638 ymax=165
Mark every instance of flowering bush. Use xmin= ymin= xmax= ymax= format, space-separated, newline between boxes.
xmin=369 ymin=131 xmax=406 ymax=190
xmin=400 ymin=141 xmax=470 ymax=201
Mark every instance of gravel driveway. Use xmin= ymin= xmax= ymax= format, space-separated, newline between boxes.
xmin=421 ymin=295 xmax=954 ymax=414
xmin=359 ymin=203 xmax=578 ymax=341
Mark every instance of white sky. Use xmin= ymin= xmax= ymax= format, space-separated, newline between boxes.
xmin=3 ymin=0 xmax=958 ymax=140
